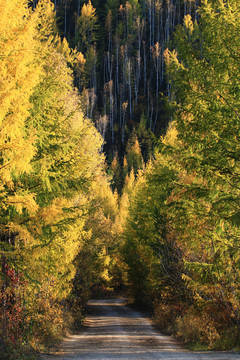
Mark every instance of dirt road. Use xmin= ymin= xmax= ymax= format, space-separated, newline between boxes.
xmin=41 ymin=299 xmax=240 ymax=359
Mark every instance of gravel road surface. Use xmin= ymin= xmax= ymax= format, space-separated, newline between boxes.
xmin=41 ymin=298 xmax=240 ymax=360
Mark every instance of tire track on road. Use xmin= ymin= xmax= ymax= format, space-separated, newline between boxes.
xmin=41 ymin=299 xmax=240 ymax=360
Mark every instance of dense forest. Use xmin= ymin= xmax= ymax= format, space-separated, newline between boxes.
xmin=1 ymin=0 xmax=240 ymax=358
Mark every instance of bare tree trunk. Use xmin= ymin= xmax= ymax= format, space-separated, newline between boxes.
xmin=184 ymin=0 xmax=187 ymax=16
xmin=84 ymin=89 xmax=90 ymax=118
xmin=107 ymin=52 xmax=112 ymax=81
xmin=89 ymin=88 xmax=96 ymax=119
xmin=90 ymin=46 xmax=97 ymax=92
xmin=121 ymin=102 xmax=128 ymax=143
xmin=165 ymin=0 xmax=170 ymax=43
xmin=119 ymin=85 xmax=123 ymax=129
xmin=195 ymin=0 xmax=199 ymax=20
xmin=178 ymin=0 xmax=181 ymax=24
xmin=143 ymin=41 xmax=147 ymax=95
xmin=135 ymin=52 xmax=140 ymax=105
xmin=153 ymin=108 xmax=158 ymax=133
xmin=116 ymin=43 xmax=119 ymax=94
xmin=161 ymin=39 xmax=165 ymax=84
xmin=155 ymin=1 xmax=160 ymax=45
xmin=172 ymin=0 xmax=176 ymax=29
xmin=110 ymin=81 xmax=114 ymax=143
xmin=96 ymin=115 xmax=109 ymax=150
xmin=64 ymin=2 xmax=67 ymax=38
xmin=188 ymin=0 xmax=192 ymax=16
xmin=152 ymin=42 xmax=160 ymax=99
xmin=148 ymin=0 xmax=152 ymax=56
xmin=114 ymin=84 xmax=118 ymax=127
xmin=152 ymin=0 xmax=155 ymax=48
xmin=127 ymin=59 xmax=132 ymax=118
xmin=103 ymin=84 xmax=107 ymax=127
xmin=147 ymin=80 xmax=150 ymax=115
xmin=150 ymin=99 xmax=153 ymax=131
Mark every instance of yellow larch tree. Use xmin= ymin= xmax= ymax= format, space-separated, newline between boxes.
xmin=0 ymin=0 xmax=42 ymax=184
xmin=0 ymin=1 xmax=106 ymax=355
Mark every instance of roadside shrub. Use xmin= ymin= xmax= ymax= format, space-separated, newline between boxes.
xmin=154 ymin=296 xmax=239 ymax=350
xmin=0 ymin=271 xmax=78 ymax=360
xmin=154 ymin=301 xmax=185 ymax=334
xmin=175 ymin=302 xmax=238 ymax=350
xmin=27 ymin=292 xmax=65 ymax=349
xmin=175 ymin=306 xmax=220 ymax=348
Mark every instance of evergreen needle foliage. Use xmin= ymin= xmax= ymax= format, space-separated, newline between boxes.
xmin=2 ymin=0 xmax=240 ymax=356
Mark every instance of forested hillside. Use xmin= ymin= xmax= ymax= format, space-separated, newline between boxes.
xmin=1 ymin=0 xmax=240 ymax=359
xmin=39 ymin=0 xmax=199 ymax=161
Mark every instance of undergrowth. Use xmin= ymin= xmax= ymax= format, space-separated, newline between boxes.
xmin=154 ymin=301 xmax=240 ymax=351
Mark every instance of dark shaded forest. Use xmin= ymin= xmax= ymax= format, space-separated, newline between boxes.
xmin=39 ymin=0 xmax=199 ymax=160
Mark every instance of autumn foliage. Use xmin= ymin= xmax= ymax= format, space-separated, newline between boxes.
xmin=2 ymin=0 xmax=240 ymax=357
xmin=0 ymin=0 xmax=116 ymax=358
xmin=121 ymin=0 xmax=240 ymax=350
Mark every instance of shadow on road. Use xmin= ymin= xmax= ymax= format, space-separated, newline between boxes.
xmin=41 ymin=299 xmax=240 ymax=360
